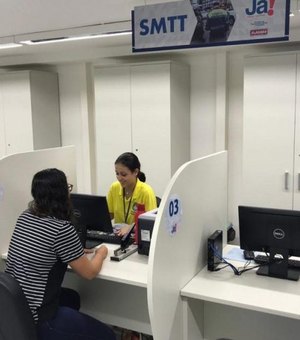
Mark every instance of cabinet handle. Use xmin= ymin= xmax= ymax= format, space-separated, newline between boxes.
xmin=285 ymin=171 xmax=289 ymax=190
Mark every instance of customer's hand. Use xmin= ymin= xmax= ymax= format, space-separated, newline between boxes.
xmin=84 ymin=248 xmax=94 ymax=254
xmin=95 ymin=245 xmax=108 ymax=259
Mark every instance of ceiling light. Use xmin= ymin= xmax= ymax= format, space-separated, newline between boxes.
xmin=20 ymin=31 xmax=132 ymax=45
xmin=0 ymin=43 xmax=22 ymax=49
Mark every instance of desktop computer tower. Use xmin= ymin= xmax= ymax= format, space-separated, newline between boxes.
xmin=137 ymin=209 xmax=158 ymax=256
xmin=207 ymin=230 xmax=223 ymax=271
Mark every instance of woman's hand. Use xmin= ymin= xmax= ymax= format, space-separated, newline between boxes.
xmin=116 ymin=224 xmax=132 ymax=236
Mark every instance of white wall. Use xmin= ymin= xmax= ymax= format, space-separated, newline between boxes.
xmin=54 ymin=45 xmax=284 ymax=235
xmin=57 ymin=63 xmax=95 ymax=194
xmin=227 ymin=50 xmax=245 ymax=232
xmin=188 ymin=54 xmax=217 ymax=158
xmin=1 ymin=21 xmax=293 ymax=238
xmin=0 ymin=1 xmax=298 ymax=260
xmin=182 ymin=49 xmax=244 ymax=230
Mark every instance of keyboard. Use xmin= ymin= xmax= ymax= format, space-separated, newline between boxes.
xmin=254 ymin=254 xmax=300 ymax=269
xmin=87 ymin=230 xmax=121 ymax=245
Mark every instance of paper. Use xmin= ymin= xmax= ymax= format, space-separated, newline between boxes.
xmin=224 ymin=247 xmax=247 ymax=262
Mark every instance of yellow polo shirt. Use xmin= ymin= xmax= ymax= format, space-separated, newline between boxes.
xmin=107 ymin=179 xmax=157 ymax=224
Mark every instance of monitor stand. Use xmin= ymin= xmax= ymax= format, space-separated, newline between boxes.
xmin=256 ymin=247 xmax=299 ymax=281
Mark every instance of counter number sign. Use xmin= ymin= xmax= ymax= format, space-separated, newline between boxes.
xmin=166 ymin=194 xmax=182 ymax=236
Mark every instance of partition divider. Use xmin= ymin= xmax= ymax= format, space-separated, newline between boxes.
xmin=147 ymin=151 xmax=228 ymax=340
xmin=0 ymin=146 xmax=76 ymax=255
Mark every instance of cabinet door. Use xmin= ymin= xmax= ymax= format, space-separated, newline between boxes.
xmin=1 ymin=73 xmax=33 ymax=155
xmin=242 ymin=54 xmax=297 ymax=209
xmin=293 ymin=54 xmax=300 ymax=210
xmin=94 ymin=66 xmax=132 ymax=195
xmin=0 ymin=89 xmax=5 ymax=158
xmin=131 ymin=63 xmax=171 ymax=196
xmin=30 ymin=71 xmax=61 ymax=150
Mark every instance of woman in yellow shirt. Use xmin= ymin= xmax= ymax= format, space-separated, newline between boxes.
xmin=107 ymin=152 xmax=157 ymax=236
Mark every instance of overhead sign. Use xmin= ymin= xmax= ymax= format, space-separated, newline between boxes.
xmin=132 ymin=0 xmax=290 ymax=52
xmin=132 ymin=1 xmax=197 ymax=50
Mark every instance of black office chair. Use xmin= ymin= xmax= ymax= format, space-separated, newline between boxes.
xmin=0 ymin=272 xmax=38 ymax=340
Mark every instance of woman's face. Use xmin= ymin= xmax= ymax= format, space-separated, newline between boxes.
xmin=115 ymin=163 xmax=138 ymax=189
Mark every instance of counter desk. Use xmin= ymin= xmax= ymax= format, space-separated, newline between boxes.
xmin=2 ymin=244 xmax=151 ymax=335
xmin=181 ymin=245 xmax=300 ymax=340
xmin=0 ymin=148 xmax=229 ymax=340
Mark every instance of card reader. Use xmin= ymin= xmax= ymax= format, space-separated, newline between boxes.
xmin=110 ymin=224 xmax=136 ymax=261
xmin=137 ymin=209 xmax=158 ymax=256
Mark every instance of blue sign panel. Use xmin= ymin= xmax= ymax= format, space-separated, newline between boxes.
xmin=132 ymin=0 xmax=290 ymax=52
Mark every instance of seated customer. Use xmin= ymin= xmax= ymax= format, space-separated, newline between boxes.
xmin=5 ymin=168 xmax=116 ymax=340
xmin=107 ymin=152 xmax=157 ymax=236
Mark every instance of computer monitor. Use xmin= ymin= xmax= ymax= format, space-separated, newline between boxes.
xmin=239 ymin=205 xmax=300 ymax=281
xmin=70 ymin=193 xmax=113 ymax=233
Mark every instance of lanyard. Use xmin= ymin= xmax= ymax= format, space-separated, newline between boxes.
xmin=122 ymin=183 xmax=137 ymax=224
xmin=123 ymin=192 xmax=133 ymax=224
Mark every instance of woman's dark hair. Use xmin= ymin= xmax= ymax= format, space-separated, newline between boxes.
xmin=115 ymin=152 xmax=146 ymax=182
xmin=29 ymin=168 xmax=72 ymax=220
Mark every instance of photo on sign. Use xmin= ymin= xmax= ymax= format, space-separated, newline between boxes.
xmin=191 ymin=0 xmax=235 ymax=45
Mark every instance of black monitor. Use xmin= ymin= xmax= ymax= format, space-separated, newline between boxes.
xmin=70 ymin=193 xmax=113 ymax=233
xmin=239 ymin=205 xmax=300 ymax=281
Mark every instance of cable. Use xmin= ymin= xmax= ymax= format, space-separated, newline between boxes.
xmin=208 ymin=244 xmax=262 ymax=276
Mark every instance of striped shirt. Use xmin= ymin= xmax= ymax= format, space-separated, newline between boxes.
xmin=5 ymin=210 xmax=84 ymax=323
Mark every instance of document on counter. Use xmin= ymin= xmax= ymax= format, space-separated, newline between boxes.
xmin=224 ymin=247 xmax=247 ymax=262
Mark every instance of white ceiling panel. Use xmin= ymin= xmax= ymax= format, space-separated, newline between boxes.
xmin=0 ymin=0 xmax=148 ymax=37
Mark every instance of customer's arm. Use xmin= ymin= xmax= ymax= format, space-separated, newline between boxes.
xmin=68 ymin=245 xmax=108 ymax=280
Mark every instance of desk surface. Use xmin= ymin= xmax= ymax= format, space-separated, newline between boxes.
xmin=181 ymin=245 xmax=300 ymax=320
xmin=95 ymin=244 xmax=148 ymax=287
xmin=2 ymin=243 xmax=148 ymax=288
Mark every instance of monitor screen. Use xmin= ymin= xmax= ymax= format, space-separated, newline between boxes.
xmin=70 ymin=193 xmax=113 ymax=233
xmin=239 ymin=205 xmax=300 ymax=280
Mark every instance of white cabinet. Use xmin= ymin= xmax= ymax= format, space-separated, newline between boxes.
xmin=0 ymin=70 xmax=61 ymax=157
xmin=242 ymin=53 xmax=300 ymax=210
xmin=94 ymin=61 xmax=190 ymax=197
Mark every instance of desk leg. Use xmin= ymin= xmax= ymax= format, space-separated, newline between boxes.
xmin=182 ymin=297 xmax=204 ymax=340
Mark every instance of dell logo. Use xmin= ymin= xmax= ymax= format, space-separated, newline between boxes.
xmin=273 ymin=228 xmax=285 ymax=239
xmin=73 ymin=209 xmax=81 ymax=218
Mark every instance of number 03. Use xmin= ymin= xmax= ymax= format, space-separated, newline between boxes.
xmin=169 ymin=198 xmax=179 ymax=217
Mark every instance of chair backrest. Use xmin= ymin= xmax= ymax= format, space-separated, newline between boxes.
xmin=0 ymin=272 xmax=38 ymax=340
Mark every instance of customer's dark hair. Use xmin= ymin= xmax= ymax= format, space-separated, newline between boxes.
xmin=115 ymin=152 xmax=146 ymax=182
xmin=28 ymin=168 xmax=72 ymax=220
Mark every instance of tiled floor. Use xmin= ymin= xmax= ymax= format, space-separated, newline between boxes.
xmin=113 ymin=326 xmax=153 ymax=340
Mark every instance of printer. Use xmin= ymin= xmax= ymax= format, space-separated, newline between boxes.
xmin=137 ymin=208 xmax=158 ymax=255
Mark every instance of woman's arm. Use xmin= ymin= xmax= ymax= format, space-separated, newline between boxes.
xmin=68 ymin=245 xmax=108 ymax=280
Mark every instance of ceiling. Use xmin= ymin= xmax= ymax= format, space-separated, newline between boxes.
xmin=0 ymin=1 xmax=300 ymax=68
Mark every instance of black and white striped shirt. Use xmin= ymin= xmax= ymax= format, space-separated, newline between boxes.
xmin=5 ymin=210 xmax=84 ymax=323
